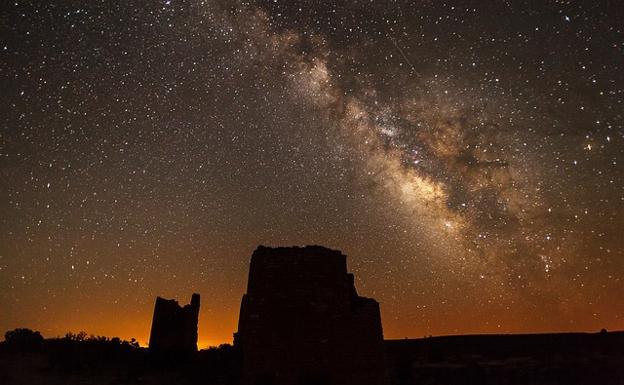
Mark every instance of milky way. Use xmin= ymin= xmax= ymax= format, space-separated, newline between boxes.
xmin=1 ymin=0 xmax=622 ymax=346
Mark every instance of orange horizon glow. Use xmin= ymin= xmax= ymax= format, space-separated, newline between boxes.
xmin=7 ymin=301 xmax=622 ymax=349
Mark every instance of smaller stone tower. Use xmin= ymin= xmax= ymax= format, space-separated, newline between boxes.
xmin=148 ymin=293 xmax=200 ymax=353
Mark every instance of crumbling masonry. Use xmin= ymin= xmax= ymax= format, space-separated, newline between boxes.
xmin=234 ymin=245 xmax=388 ymax=385
xmin=148 ymin=293 xmax=200 ymax=353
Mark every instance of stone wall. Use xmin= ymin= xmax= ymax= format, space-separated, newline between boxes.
xmin=148 ymin=293 xmax=200 ymax=353
xmin=234 ymin=245 xmax=388 ymax=385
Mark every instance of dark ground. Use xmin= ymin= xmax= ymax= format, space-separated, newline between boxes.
xmin=1 ymin=330 xmax=623 ymax=385
xmin=386 ymin=332 xmax=624 ymax=385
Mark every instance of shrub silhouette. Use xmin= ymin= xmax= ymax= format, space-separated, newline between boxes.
xmin=4 ymin=328 xmax=43 ymax=352
xmin=40 ymin=331 xmax=144 ymax=372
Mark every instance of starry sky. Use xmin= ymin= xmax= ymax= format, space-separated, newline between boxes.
xmin=1 ymin=0 xmax=623 ymax=347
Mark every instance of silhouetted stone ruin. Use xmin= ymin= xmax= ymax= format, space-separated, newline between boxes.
xmin=234 ymin=245 xmax=388 ymax=385
xmin=148 ymin=293 xmax=200 ymax=354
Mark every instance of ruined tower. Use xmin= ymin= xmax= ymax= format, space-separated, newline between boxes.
xmin=148 ymin=293 xmax=200 ymax=353
xmin=234 ymin=245 xmax=388 ymax=385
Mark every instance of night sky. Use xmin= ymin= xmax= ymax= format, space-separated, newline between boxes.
xmin=1 ymin=0 xmax=623 ymax=347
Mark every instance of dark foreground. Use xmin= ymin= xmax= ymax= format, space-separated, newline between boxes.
xmin=1 ymin=331 xmax=623 ymax=385
xmin=386 ymin=332 xmax=624 ymax=385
